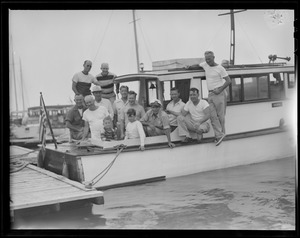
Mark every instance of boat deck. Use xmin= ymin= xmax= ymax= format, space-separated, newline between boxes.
xmin=10 ymin=145 xmax=39 ymax=164
xmin=10 ymin=147 xmax=104 ymax=215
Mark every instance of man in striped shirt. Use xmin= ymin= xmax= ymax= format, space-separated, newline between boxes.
xmin=95 ymin=63 xmax=120 ymax=105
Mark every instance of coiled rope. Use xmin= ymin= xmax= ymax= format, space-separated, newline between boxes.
xmin=10 ymin=158 xmax=29 ymax=173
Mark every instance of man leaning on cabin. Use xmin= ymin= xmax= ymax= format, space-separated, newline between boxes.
xmin=177 ymin=88 xmax=210 ymax=143
xmin=165 ymin=87 xmax=186 ymax=132
xmin=72 ymin=60 xmax=101 ymax=97
xmin=140 ymin=99 xmax=175 ymax=148
xmin=95 ymin=63 xmax=120 ymax=105
xmin=65 ymin=94 xmax=87 ymax=141
xmin=186 ymin=51 xmax=231 ymax=146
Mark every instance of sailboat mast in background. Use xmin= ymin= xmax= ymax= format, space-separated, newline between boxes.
xmin=132 ymin=10 xmax=141 ymax=73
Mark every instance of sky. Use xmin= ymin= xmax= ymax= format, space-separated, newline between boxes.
xmin=9 ymin=9 xmax=295 ymax=112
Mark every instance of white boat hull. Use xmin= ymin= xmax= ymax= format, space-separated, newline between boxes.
xmin=79 ymin=130 xmax=295 ymax=189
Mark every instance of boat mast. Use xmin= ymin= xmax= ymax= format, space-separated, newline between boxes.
xmin=132 ymin=10 xmax=141 ymax=73
xmin=10 ymin=35 xmax=18 ymax=112
xmin=19 ymin=57 xmax=26 ymax=114
xmin=218 ymin=9 xmax=247 ymax=65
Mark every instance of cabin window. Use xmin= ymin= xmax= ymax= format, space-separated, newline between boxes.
xmin=243 ymin=75 xmax=269 ymax=101
xmin=288 ymin=73 xmax=295 ymax=88
xmin=270 ymin=73 xmax=285 ymax=99
xmin=226 ymin=77 xmax=242 ymax=102
xmin=162 ymin=81 xmax=172 ymax=101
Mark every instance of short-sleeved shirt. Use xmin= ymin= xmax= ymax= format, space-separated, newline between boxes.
xmin=140 ymin=109 xmax=170 ymax=130
xmin=113 ymin=98 xmax=128 ymax=120
xmin=95 ymin=72 xmax=117 ymax=99
xmin=82 ymin=106 xmax=109 ymax=139
xmin=166 ymin=99 xmax=185 ymax=126
xmin=72 ymin=71 xmax=98 ymax=96
xmin=200 ymin=62 xmax=228 ymax=90
xmin=119 ymin=103 xmax=145 ymax=126
xmin=65 ymin=105 xmax=87 ymax=139
xmin=95 ymin=98 xmax=114 ymax=119
xmin=184 ymin=99 xmax=209 ymax=122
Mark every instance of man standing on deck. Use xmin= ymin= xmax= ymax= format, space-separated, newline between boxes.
xmin=65 ymin=94 xmax=87 ymax=141
xmin=95 ymin=63 xmax=120 ymax=105
xmin=72 ymin=60 xmax=101 ymax=97
xmin=177 ymin=88 xmax=210 ymax=143
xmin=186 ymin=51 xmax=231 ymax=146
xmin=81 ymin=95 xmax=109 ymax=140
xmin=113 ymin=85 xmax=129 ymax=127
xmin=91 ymin=85 xmax=114 ymax=120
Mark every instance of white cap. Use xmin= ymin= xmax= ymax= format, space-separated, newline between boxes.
xmin=91 ymin=85 xmax=102 ymax=92
xmin=150 ymin=99 xmax=162 ymax=106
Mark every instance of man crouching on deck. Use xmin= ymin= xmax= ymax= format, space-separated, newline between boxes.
xmin=177 ymin=88 xmax=210 ymax=143
xmin=140 ymin=99 xmax=175 ymax=148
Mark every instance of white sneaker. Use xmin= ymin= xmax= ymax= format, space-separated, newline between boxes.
xmin=216 ymin=134 xmax=226 ymax=146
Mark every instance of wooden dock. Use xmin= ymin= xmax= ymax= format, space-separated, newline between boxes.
xmin=10 ymin=146 xmax=104 ymax=218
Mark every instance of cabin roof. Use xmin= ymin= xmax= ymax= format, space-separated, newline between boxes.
xmin=28 ymin=104 xmax=73 ymax=110
xmin=115 ymin=64 xmax=295 ymax=83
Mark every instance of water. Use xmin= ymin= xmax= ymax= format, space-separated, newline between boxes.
xmin=12 ymin=157 xmax=296 ymax=230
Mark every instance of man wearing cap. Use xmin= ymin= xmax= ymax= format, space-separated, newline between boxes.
xmin=95 ymin=63 xmax=120 ymax=104
xmin=72 ymin=60 xmax=101 ymax=97
xmin=65 ymin=94 xmax=87 ymax=141
xmin=140 ymin=99 xmax=175 ymax=148
xmin=119 ymin=90 xmax=145 ymax=139
xmin=81 ymin=95 xmax=109 ymax=140
xmin=177 ymin=88 xmax=210 ymax=143
xmin=91 ymin=85 xmax=114 ymax=120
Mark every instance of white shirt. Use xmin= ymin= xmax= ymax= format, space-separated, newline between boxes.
xmin=82 ymin=106 xmax=109 ymax=139
xmin=95 ymin=98 xmax=114 ymax=119
xmin=113 ymin=98 xmax=128 ymax=120
xmin=200 ymin=62 xmax=228 ymax=90
xmin=125 ymin=120 xmax=145 ymax=147
xmin=184 ymin=99 xmax=209 ymax=122
xmin=166 ymin=99 xmax=185 ymax=126
xmin=72 ymin=71 xmax=97 ymax=84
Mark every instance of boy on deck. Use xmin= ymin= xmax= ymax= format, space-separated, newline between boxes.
xmin=101 ymin=116 xmax=117 ymax=141
xmin=124 ymin=108 xmax=145 ymax=151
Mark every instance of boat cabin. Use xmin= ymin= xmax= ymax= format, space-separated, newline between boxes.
xmin=25 ymin=104 xmax=73 ymax=127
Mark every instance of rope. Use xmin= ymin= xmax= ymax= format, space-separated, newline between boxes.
xmin=237 ymin=15 xmax=263 ymax=63
xmin=93 ymin=10 xmax=114 ymax=62
xmin=137 ymin=19 xmax=153 ymax=62
xmin=10 ymin=158 xmax=29 ymax=173
xmin=89 ymin=144 xmax=127 ymax=186
xmin=10 ymin=149 xmax=40 ymax=159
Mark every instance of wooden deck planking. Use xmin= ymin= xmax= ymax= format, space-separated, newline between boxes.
xmin=10 ymin=156 xmax=104 ymax=210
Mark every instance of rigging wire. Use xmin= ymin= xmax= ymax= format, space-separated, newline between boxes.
xmin=205 ymin=18 xmax=227 ymax=52
xmin=236 ymin=15 xmax=263 ymax=63
xmin=137 ymin=18 xmax=153 ymax=63
xmin=93 ymin=10 xmax=114 ymax=63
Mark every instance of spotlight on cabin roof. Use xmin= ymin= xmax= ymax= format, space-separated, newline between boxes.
xmin=221 ymin=60 xmax=230 ymax=68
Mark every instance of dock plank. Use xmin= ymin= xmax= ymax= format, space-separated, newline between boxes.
xmin=10 ymin=150 xmax=104 ymax=211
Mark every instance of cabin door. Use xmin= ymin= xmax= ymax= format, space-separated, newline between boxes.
xmin=175 ymin=79 xmax=190 ymax=103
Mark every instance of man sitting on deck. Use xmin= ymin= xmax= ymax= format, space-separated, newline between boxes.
xmin=165 ymin=87 xmax=186 ymax=132
xmin=177 ymin=88 xmax=210 ymax=143
xmin=140 ymin=99 xmax=175 ymax=148
xmin=65 ymin=94 xmax=87 ymax=141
